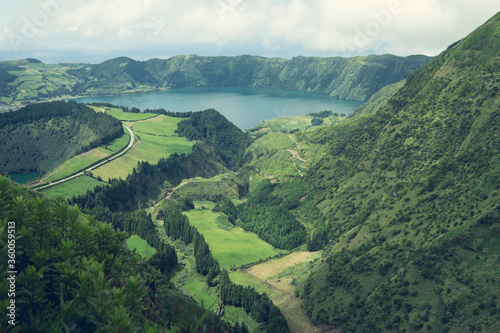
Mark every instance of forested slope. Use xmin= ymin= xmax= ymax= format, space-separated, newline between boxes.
xmin=284 ymin=12 xmax=500 ymax=332
xmin=0 ymin=101 xmax=123 ymax=174
xmin=0 ymin=176 xmax=230 ymax=332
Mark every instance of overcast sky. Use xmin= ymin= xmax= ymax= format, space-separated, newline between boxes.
xmin=0 ymin=0 xmax=498 ymax=63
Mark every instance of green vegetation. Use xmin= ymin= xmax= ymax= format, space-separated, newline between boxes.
xmin=172 ymin=241 xmax=260 ymax=332
xmin=160 ymin=198 xmax=289 ymax=331
xmin=279 ymin=13 xmax=500 ymax=332
xmin=0 ymin=101 xmax=122 ymax=174
xmin=176 ymin=109 xmax=253 ymax=170
xmin=248 ymin=112 xmax=346 ymax=135
xmin=184 ymin=203 xmax=281 ymax=269
xmin=105 ymin=107 xmax=157 ymax=121
xmin=171 ymin=173 xmax=245 ymax=202
xmin=0 ymin=176 xmax=229 ymax=332
xmin=237 ymin=181 xmax=307 ymax=250
xmin=43 ymin=128 xmax=130 ymax=182
xmin=0 ymin=54 xmax=430 ymax=106
xmin=93 ymin=115 xmax=195 ymax=180
xmin=126 ymin=235 xmax=157 ymax=259
xmin=353 ymin=79 xmax=406 ymax=115
xmin=144 ymin=54 xmax=430 ymax=101
xmin=40 ymin=175 xmax=107 ymax=199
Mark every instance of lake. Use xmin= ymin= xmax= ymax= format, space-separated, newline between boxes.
xmin=8 ymin=172 xmax=40 ymax=184
xmin=76 ymin=87 xmax=362 ymax=129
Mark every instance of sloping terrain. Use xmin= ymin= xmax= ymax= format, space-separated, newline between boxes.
xmin=281 ymin=12 xmax=500 ymax=332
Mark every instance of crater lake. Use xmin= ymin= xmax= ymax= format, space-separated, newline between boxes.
xmin=76 ymin=87 xmax=362 ymax=129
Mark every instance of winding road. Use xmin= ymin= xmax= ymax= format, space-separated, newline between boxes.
xmin=35 ymin=125 xmax=135 ymax=191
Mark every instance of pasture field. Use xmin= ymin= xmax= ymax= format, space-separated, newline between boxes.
xmin=92 ymin=115 xmax=195 ymax=181
xmin=126 ymin=235 xmax=157 ymax=259
xmin=40 ymin=176 xmax=107 ymax=199
xmin=229 ymin=251 xmax=323 ymax=333
xmin=249 ymin=113 xmax=346 ymax=135
xmin=173 ymin=244 xmax=260 ymax=332
xmin=184 ymin=203 xmax=282 ymax=269
xmin=105 ymin=107 xmax=157 ymax=121
xmin=170 ymin=173 xmax=242 ymax=202
xmin=43 ymin=129 xmax=131 ymax=182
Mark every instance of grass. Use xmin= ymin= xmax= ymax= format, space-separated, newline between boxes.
xmin=184 ymin=203 xmax=282 ymax=270
xmin=172 ymin=240 xmax=260 ymax=332
xmin=171 ymin=173 xmax=242 ymax=202
xmin=40 ymin=176 xmax=107 ymax=199
xmin=42 ymin=129 xmax=131 ymax=182
xmin=105 ymin=108 xmax=157 ymax=121
xmin=228 ymin=252 xmax=323 ymax=333
xmin=92 ymin=115 xmax=195 ymax=181
xmin=248 ymin=113 xmax=346 ymax=135
xmin=126 ymin=235 xmax=157 ymax=259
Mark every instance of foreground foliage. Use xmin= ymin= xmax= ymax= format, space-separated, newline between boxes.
xmin=0 ymin=176 xmax=229 ymax=332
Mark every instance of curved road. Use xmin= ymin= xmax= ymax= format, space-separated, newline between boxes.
xmin=36 ymin=125 xmax=134 ymax=191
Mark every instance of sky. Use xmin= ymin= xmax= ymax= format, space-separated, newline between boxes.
xmin=0 ymin=0 xmax=498 ymax=64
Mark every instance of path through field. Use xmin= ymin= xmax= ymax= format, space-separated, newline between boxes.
xmin=34 ymin=125 xmax=134 ymax=190
xmin=238 ymin=252 xmax=338 ymax=333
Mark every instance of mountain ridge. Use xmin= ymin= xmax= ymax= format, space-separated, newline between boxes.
xmin=0 ymin=53 xmax=431 ymax=106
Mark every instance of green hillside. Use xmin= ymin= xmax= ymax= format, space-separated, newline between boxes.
xmin=0 ymin=101 xmax=123 ymax=174
xmin=279 ymin=12 xmax=500 ymax=332
xmin=0 ymin=54 xmax=430 ymax=106
xmin=353 ymin=79 xmax=406 ymax=115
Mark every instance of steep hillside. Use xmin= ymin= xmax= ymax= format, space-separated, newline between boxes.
xmin=0 ymin=54 xmax=430 ymax=106
xmin=67 ymin=57 xmax=159 ymax=95
xmin=352 ymin=79 xmax=405 ymax=115
xmin=144 ymin=54 xmax=430 ymax=101
xmin=0 ymin=101 xmax=123 ymax=174
xmin=288 ymin=12 xmax=500 ymax=332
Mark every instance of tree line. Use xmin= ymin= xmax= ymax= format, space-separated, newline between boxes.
xmin=160 ymin=200 xmax=289 ymax=332
xmin=88 ymin=102 xmax=193 ymax=118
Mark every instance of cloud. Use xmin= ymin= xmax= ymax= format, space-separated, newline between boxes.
xmin=0 ymin=0 xmax=498 ymax=62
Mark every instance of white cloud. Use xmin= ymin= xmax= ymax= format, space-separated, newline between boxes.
xmin=0 ymin=0 xmax=498 ymax=61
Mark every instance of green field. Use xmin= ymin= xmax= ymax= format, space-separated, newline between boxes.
xmin=173 ymin=241 xmax=260 ymax=332
xmin=184 ymin=202 xmax=282 ymax=269
xmin=92 ymin=115 xmax=195 ymax=180
xmin=171 ymin=173 xmax=242 ymax=202
xmin=43 ymin=129 xmax=131 ymax=182
xmin=249 ymin=113 xmax=346 ymax=135
xmin=105 ymin=108 xmax=157 ymax=121
xmin=228 ymin=252 xmax=323 ymax=333
xmin=40 ymin=176 xmax=107 ymax=199
xmin=126 ymin=235 xmax=157 ymax=259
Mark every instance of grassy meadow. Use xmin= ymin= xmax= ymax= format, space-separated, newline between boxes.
xmin=43 ymin=129 xmax=131 ymax=182
xmin=229 ymin=251 xmax=322 ymax=333
xmin=184 ymin=202 xmax=282 ymax=269
xmin=172 ymin=240 xmax=260 ymax=333
xmin=104 ymin=107 xmax=157 ymax=121
xmin=40 ymin=175 xmax=107 ymax=199
xmin=126 ymin=235 xmax=157 ymax=259
xmin=92 ymin=115 xmax=195 ymax=181
xmin=249 ymin=113 xmax=346 ymax=135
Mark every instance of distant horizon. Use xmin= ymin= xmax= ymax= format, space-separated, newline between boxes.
xmin=2 ymin=52 xmax=434 ymax=65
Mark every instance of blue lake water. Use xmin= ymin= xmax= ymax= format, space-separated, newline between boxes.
xmin=76 ymin=87 xmax=362 ymax=129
